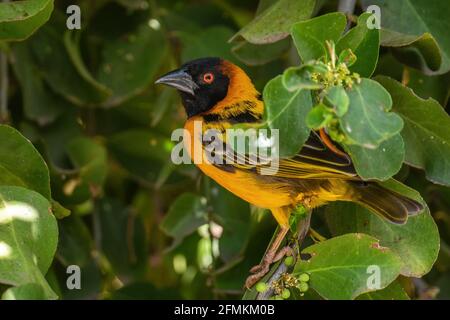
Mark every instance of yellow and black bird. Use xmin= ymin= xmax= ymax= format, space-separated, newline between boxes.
xmin=156 ymin=57 xmax=422 ymax=288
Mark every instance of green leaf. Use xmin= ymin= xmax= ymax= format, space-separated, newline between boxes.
xmin=340 ymin=79 xmax=403 ymax=148
xmin=376 ymin=76 xmax=450 ymax=186
xmin=209 ymin=182 xmax=251 ymax=262
xmin=2 ymin=283 xmax=47 ymax=300
xmin=324 ymin=85 xmax=349 ymax=117
xmin=263 ymin=75 xmax=313 ymax=157
xmin=96 ymin=198 xmax=148 ymax=279
xmin=336 ymin=13 xmax=379 ymax=77
xmin=282 ymin=65 xmax=324 ymax=91
xmin=62 ymin=137 xmax=107 ymax=202
xmin=232 ymin=39 xmax=291 ymax=66
xmin=405 ymin=67 xmax=450 ymax=107
xmin=63 ymin=31 xmax=112 ymax=97
xmin=180 ymin=26 xmax=236 ymax=63
xmin=325 ymin=179 xmax=440 ymax=277
xmin=306 ymin=103 xmax=333 ymax=129
xmin=361 ymin=0 xmax=450 ymax=74
xmin=344 ymin=134 xmax=404 ymax=180
xmin=294 ymin=233 xmax=402 ymax=300
xmin=0 ymin=0 xmax=54 ymax=41
xmin=98 ymin=24 xmax=168 ymax=107
xmin=29 ymin=21 xmax=107 ymax=105
xmin=160 ymin=193 xmax=208 ymax=246
xmin=107 ymin=129 xmax=172 ymax=183
xmin=0 ymin=186 xmax=58 ymax=299
xmin=11 ymin=42 xmax=62 ymax=125
xmin=56 ymin=215 xmax=101 ymax=299
xmin=357 ymin=279 xmax=409 ymax=300
xmin=231 ymin=0 xmax=316 ymax=44
xmin=0 ymin=125 xmax=51 ymax=199
xmin=382 ymin=32 xmax=441 ymax=73
xmin=338 ymin=48 xmax=357 ymax=67
xmin=57 ymin=215 xmax=93 ymax=267
xmin=291 ymin=12 xmax=347 ymax=62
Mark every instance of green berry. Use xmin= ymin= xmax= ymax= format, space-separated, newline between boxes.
xmin=298 ymin=273 xmax=310 ymax=282
xmin=281 ymin=289 xmax=291 ymax=299
xmin=256 ymin=282 xmax=268 ymax=293
xmin=298 ymin=282 xmax=309 ymax=293
xmin=274 ymin=295 xmax=283 ymax=300
xmin=284 ymin=256 xmax=294 ymax=266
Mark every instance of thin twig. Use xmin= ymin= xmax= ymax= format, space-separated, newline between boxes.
xmin=256 ymin=211 xmax=312 ymax=300
xmin=338 ymin=0 xmax=357 ymax=31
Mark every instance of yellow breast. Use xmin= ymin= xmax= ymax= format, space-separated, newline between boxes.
xmin=183 ymin=118 xmax=293 ymax=209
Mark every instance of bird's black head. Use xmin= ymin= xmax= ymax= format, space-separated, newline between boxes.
xmin=155 ymin=57 xmax=230 ymax=118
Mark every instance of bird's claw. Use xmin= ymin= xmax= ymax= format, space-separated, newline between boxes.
xmin=245 ymin=246 xmax=295 ymax=289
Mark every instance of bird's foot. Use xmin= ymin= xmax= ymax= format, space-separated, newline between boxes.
xmin=245 ymin=246 xmax=295 ymax=289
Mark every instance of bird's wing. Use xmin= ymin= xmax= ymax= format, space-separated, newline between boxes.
xmin=210 ymin=131 xmax=358 ymax=180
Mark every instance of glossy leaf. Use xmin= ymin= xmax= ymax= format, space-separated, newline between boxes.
xmin=0 ymin=186 xmax=58 ymax=299
xmin=324 ymin=85 xmax=349 ymax=117
xmin=232 ymin=39 xmax=291 ymax=66
xmin=357 ymin=279 xmax=409 ymax=300
xmin=294 ymin=233 xmax=402 ymax=300
xmin=344 ymin=134 xmax=404 ymax=180
xmin=376 ymin=76 xmax=450 ymax=186
xmin=336 ymin=13 xmax=379 ymax=77
xmin=325 ymin=179 xmax=439 ymax=277
xmin=341 ymin=79 xmax=403 ymax=148
xmin=231 ymin=0 xmax=316 ymax=44
xmin=2 ymin=283 xmax=47 ymax=300
xmin=361 ymin=0 xmax=450 ymax=74
xmin=263 ymin=75 xmax=313 ymax=157
xmin=98 ymin=24 xmax=168 ymax=107
xmin=306 ymin=103 xmax=333 ymax=129
xmin=291 ymin=12 xmax=347 ymax=62
xmin=0 ymin=0 xmax=54 ymax=41
xmin=0 ymin=125 xmax=51 ymax=199
xmin=282 ymin=65 xmax=324 ymax=92
xmin=160 ymin=193 xmax=208 ymax=245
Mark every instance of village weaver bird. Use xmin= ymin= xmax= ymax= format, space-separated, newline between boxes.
xmin=156 ymin=57 xmax=422 ymax=288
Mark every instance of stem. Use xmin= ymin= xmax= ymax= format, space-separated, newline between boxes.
xmin=256 ymin=210 xmax=312 ymax=300
xmin=338 ymin=0 xmax=357 ymax=31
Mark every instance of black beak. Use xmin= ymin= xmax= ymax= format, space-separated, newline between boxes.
xmin=155 ymin=69 xmax=198 ymax=96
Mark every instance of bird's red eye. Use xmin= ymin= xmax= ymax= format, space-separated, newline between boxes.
xmin=203 ymin=72 xmax=214 ymax=84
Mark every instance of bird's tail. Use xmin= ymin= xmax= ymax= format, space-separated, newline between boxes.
xmin=350 ymin=181 xmax=423 ymax=224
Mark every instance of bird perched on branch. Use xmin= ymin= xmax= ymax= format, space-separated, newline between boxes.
xmin=155 ymin=57 xmax=422 ymax=288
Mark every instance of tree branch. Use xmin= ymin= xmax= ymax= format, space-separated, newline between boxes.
xmin=256 ymin=210 xmax=312 ymax=300
xmin=338 ymin=0 xmax=357 ymax=31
